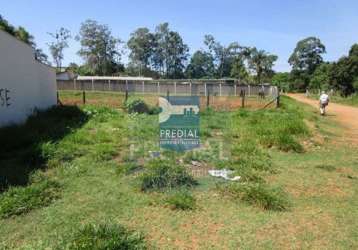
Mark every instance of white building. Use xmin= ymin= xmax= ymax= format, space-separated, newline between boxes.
xmin=0 ymin=29 xmax=56 ymax=127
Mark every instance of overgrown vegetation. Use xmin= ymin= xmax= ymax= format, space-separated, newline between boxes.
xmin=0 ymin=174 xmax=61 ymax=218
xmin=0 ymin=106 xmax=88 ymax=191
xmin=165 ymin=189 xmax=196 ymax=210
xmin=65 ymin=223 xmax=147 ymax=250
xmin=138 ymin=159 xmax=197 ymax=191
xmin=125 ymin=98 xmax=160 ymax=114
xmin=1 ymin=94 xmax=357 ymax=249
xmin=217 ymin=182 xmax=291 ymax=211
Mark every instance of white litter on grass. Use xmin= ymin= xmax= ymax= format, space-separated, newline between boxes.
xmin=208 ymin=169 xmax=241 ymax=181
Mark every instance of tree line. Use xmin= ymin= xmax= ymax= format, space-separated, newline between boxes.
xmin=273 ymin=37 xmax=358 ymax=96
xmin=1 ymin=15 xmax=357 ymax=95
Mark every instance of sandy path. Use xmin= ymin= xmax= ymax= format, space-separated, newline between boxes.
xmin=288 ymin=94 xmax=358 ymax=145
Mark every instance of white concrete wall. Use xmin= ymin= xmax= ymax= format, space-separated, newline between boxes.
xmin=0 ymin=30 xmax=56 ymax=127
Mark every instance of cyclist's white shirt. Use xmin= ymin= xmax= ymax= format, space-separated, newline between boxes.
xmin=319 ymin=94 xmax=329 ymax=104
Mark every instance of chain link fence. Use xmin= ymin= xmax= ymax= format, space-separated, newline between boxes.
xmin=57 ymin=79 xmax=278 ymax=98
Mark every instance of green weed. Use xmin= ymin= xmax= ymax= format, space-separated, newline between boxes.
xmin=165 ymin=189 xmax=196 ymax=210
xmin=217 ymin=182 xmax=290 ymax=211
xmin=0 ymin=176 xmax=61 ymax=218
xmin=138 ymin=159 xmax=197 ymax=191
xmin=65 ymin=223 xmax=147 ymax=250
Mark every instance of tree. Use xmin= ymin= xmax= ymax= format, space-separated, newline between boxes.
xmin=48 ymin=28 xmax=71 ymax=71
xmin=230 ymin=56 xmax=249 ymax=82
xmin=309 ymin=63 xmax=332 ymax=90
xmin=349 ymin=44 xmax=358 ymax=57
xmin=0 ymin=14 xmax=16 ymax=36
xmin=272 ymin=72 xmax=290 ymax=91
xmin=152 ymin=23 xmax=189 ymax=78
xmin=245 ymin=47 xmax=278 ymax=84
xmin=0 ymin=15 xmax=49 ymax=64
xmin=330 ymin=44 xmax=358 ymax=96
xmin=127 ymin=27 xmax=155 ymax=76
xmin=204 ymin=35 xmax=241 ymax=78
xmin=77 ymin=19 xmax=122 ymax=76
xmin=185 ymin=50 xmax=215 ymax=79
xmin=289 ymin=37 xmax=326 ymax=76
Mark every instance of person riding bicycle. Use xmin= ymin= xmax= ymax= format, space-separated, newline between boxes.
xmin=319 ymin=91 xmax=330 ymax=116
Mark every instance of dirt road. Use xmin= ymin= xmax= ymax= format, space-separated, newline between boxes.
xmin=288 ymin=94 xmax=358 ymax=144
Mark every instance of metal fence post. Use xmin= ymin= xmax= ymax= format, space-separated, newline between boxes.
xmin=157 ymin=82 xmax=160 ymax=95
xmin=108 ymin=80 xmax=111 ymax=91
xmin=190 ymin=81 xmax=192 ymax=96
xmin=234 ymin=84 xmax=237 ymax=96
xmin=241 ymin=90 xmax=245 ymax=108
xmin=206 ymin=90 xmax=210 ymax=108
xmin=91 ymin=78 xmax=94 ymax=91
xmin=219 ymin=83 xmax=222 ymax=96
xmin=142 ymin=81 xmax=145 ymax=94
xmin=276 ymin=91 xmax=280 ymax=108
xmin=83 ymin=90 xmax=86 ymax=104
xmin=174 ymin=82 xmax=177 ymax=95
xmin=57 ymin=91 xmax=60 ymax=105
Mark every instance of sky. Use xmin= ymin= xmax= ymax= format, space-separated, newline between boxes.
xmin=1 ymin=0 xmax=358 ymax=72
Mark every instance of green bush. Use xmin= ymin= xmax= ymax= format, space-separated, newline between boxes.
xmin=125 ymin=99 xmax=150 ymax=114
xmin=0 ymin=178 xmax=61 ymax=218
xmin=65 ymin=223 xmax=147 ymax=250
xmin=148 ymin=106 xmax=161 ymax=115
xmin=138 ymin=159 xmax=197 ymax=191
xmin=125 ymin=99 xmax=160 ymax=115
xmin=217 ymin=182 xmax=290 ymax=211
xmin=165 ymin=190 xmax=196 ymax=210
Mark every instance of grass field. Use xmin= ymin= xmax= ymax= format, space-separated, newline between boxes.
xmin=0 ymin=92 xmax=357 ymax=249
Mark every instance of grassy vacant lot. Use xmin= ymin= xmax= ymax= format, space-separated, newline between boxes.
xmin=0 ymin=92 xmax=357 ymax=249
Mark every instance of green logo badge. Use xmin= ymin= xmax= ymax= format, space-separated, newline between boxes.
xmin=159 ymin=96 xmax=200 ymax=151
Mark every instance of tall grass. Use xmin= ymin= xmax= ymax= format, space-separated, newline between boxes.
xmin=230 ymin=99 xmax=309 ymax=153
xmin=217 ymin=182 xmax=291 ymax=211
xmin=0 ymin=106 xmax=88 ymax=191
xmin=65 ymin=223 xmax=147 ymax=250
xmin=0 ymin=174 xmax=61 ymax=218
xmin=138 ymin=159 xmax=197 ymax=191
xmin=165 ymin=189 xmax=196 ymax=210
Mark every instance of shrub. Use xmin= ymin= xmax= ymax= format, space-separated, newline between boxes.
xmin=65 ymin=223 xmax=147 ymax=250
xmin=148 ymin=106 xmax=161 ymax=115
xmin=217 ymin=183 xmax=290 ymax=211
xmin=125 ymin=99 xmax=150 ymax=114
xmin=0 ymin=178 xmax=61 ymax=218
xmin=138 ymin=159 xmax=197 ymax=191
xmin=165 ymin=190 xmax=196 ymax=210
